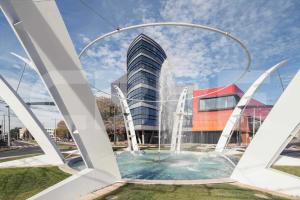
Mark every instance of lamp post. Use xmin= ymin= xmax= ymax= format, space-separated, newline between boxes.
xmin=3 ymin=115 xmax=5 ymax=142
xmin=5 ymin=106 xmax=11 ymax=146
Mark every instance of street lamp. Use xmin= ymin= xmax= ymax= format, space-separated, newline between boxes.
xmin=5 ymin=105 xmax=10 ymax=146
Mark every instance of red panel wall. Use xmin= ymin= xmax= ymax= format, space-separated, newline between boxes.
xmin=192 ymin=84 xmax=273 ymax=144
xmin=192 ymin=85 xmax=244 ymax=132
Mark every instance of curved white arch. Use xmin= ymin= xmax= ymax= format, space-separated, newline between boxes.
xmin=215 ymin=60 xmax=287 ymax=153
xmin=114 ymin=85 xmax=139 ymax=152
xmin=79 ymin=22 xmax=252 ymax=103
xmin=0 ymin=75 xmax=64 ymax=165
xmin=0 ymin=1 xmax=120 ymax=199
xmin=231 ymin=67 xmax=300 ymax=196
xmin=10 ymin=52 xmax=37 ymax=72
xmin=170 ymin=87 xmax=188 ymax=152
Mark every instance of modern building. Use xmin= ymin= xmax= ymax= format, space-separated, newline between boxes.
xmin=111 ymin=37 xmax=273 ymax=145
xmin=45 ymin=128 xmax=55 ymax=139
xmin=191 ymin=84 xmax=272 ymax=144
xmin=18 ymin=127 xmax=33 ymax=140
xmin=126 ymin=33 xmax=167 ymax=142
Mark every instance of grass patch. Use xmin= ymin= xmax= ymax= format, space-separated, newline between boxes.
xmin=0 ymin=167 xmax=70 ymax=200
xmin=273 ymin=165 xmax=300 ymax=177
xmin=0 ymin=153 xmax=42 ymax=163
xmin=62 ymin=153 xmax=80 ymax=159
xmin=58 ymin=144 xmax=77 ymax=151
xmin=97 ymin=183 xmax=287 ymax=200
xmin=113 ymin=146 xmax=126 ymax=151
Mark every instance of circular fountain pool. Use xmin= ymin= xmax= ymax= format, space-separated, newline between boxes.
xmin=70 ymin=151 xmax=235 ymax=180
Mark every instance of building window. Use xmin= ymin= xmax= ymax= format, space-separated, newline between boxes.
xmin=198 ymin=95 xmax=239 ymax=111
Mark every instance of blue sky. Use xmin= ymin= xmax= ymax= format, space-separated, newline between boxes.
xmin=0 ymin=0 xmax=300 ymax=128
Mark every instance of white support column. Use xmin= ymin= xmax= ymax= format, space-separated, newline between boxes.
xmin=231 ymin=69 xmax=300 ymax=197
xmin=170 ymin=87 xmax=188 ymax=152
xmin=0 ymin=75 xmax=64 ymax=165
xmin=0 ymin=0 xmax=120 ymax=199
xmin=114 ymin=85 xmax=139 ymax=152
xmin=215 ymin=60 xmax=287 ymax=153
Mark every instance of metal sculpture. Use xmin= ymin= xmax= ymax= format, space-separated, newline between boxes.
xmin=216 ymin=60 xmax=287 ymax=152
xmin=170 ymin=87 xmax=188 ymax=152
xmin=0 ymin=0 xmax=120 ymax=199
xmin=114 ymin=85 xmax=139 ymax=151
xmin=231 ymin=67 xmax=300 ymax=196
xmin=0 ymin=75 xmax=64 ymax=165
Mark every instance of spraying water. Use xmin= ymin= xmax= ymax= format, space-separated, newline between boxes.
xmin=158 ymin=60 xmax=178 ymax=153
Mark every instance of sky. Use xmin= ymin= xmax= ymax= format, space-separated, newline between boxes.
xmin=0 ymin=0 xmax=300 ymax=129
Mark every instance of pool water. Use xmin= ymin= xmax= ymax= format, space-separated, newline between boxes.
xmin=70 ymin=151 xmax=235 ymax=180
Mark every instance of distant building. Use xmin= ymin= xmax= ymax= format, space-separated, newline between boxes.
xmin=191 ymin=84 xmax=272 ymax=144
xmin=19 ymin=127 xmax=27 ymax=140
xmin=126 ymin=33 xmax=167 ymax=142
xmin=0 ymin=124 xmax=4 ymax=142
xmin=45 ymin=128 xmax=55 ymax=139
xmin=19 ymin=127 xmax=33 ymax=140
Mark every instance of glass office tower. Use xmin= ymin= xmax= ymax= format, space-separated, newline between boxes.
xmin=127 ymin=34 xmax=167 ymax=142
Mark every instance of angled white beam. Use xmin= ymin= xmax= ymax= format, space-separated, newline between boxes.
xmin=0 ymin=75 xmax=64 ymax=165
xmin=215 ymin=60 xmax=287 ymax=153
xmin=231 ymin=68 xmax=300 ymax=196
xmin=0 ymin=0 xmax=120 ymax=199
xmin=170 ymin=87 xmax=188 ymax=152
xmin=114 ymin=85 xmax=139 ymax=151
xmin=10 ymin=52 xmax=38 ymax=72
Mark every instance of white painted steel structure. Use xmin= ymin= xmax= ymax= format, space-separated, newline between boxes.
xmin=79 ymin=22 xmax=251 ymax=103
xmin=10 ymin=52 xmax=37 ymax=72
xmin=114 ymin=85 xmax=139 ymax=151
xmin=215 ymin=60 xmax=287 ymax=153
xmin=1 ymin=0 xmax=300 ymax=198
xmin=231 ymin=68 xmax=300 ymax=196
xmin=0 ymin=75 xmax=64 ymax=165
xmin=170 ymin=88 xmax=188 ymax=152
xmin=0 ymin=0 xmax=120 ymax=199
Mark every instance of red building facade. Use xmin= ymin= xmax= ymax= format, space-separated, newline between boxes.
xmin=192 ymin=84 xmax=272 ymax=144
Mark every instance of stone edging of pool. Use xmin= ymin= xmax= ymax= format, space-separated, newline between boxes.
xmin=79 ymin=180 xmax=298 ymax=200
xmin=62 ymin=150 xmax=234 ymax=181
xmin=122 ymin=177 xmax=234 ymax=185
xmin=65 ymin=155 xmax=235 ymax=184
xmin=64 ymin=156 xmax=297 ymax=200
xmin=64 ymin=156 xmax=235 ymax=183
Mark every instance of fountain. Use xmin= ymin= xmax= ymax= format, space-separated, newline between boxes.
xmin=158 ymin=60 xmax=178 ymax=147
xmin=70 ymin=59 xmax=237 ymax=180
xmin=70 ymin=151 xmax=235 ymax=180
xmin=114 ymin=85 xmax=139 ymax=152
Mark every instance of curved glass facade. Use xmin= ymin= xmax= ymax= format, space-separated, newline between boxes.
xmin=127 ymin=34 xmax=167 ymax=130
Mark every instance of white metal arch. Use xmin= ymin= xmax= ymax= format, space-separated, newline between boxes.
xmin=79 ymin=22 xmax=252 ymax=103
xmin=0 ymin=75 xmax=64 ymax=165
xmin=10 ymin=52 xmax=37 ymax=72
xmin=114 ymin=85 xmax=139 ymax=152
xmin=231 ymin=67 xmax=300 ymax=196
xmin=215 ymin=60 xmax=287 ymax=153
xmin=170 ymin=87 xmax=188 ymax=152
xmin=0 ymin=1 xmax=120 ymax=199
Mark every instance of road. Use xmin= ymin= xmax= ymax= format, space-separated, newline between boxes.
xmin=0 ymin=140 xmax=43 ymax=158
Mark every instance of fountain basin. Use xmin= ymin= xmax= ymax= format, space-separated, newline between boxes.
xmin=69 ymin=150 xmax=235 ymax=180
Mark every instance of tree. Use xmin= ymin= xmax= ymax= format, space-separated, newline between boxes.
xmin=96 ymin=96 xmax=119 ymax=120
xmin=54 ymin=97 xmax=126 ymax=142
xmin=10 ymin=127 xmax=21 ymax=139
xmin=55 ymin=120 xmax=70 ymax=139
xmin=96 ymin=97 xmax=126 ymax=142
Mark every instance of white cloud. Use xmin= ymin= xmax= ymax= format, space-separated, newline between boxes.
xmin=2 ymin=0 xmax=299 ymax=128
